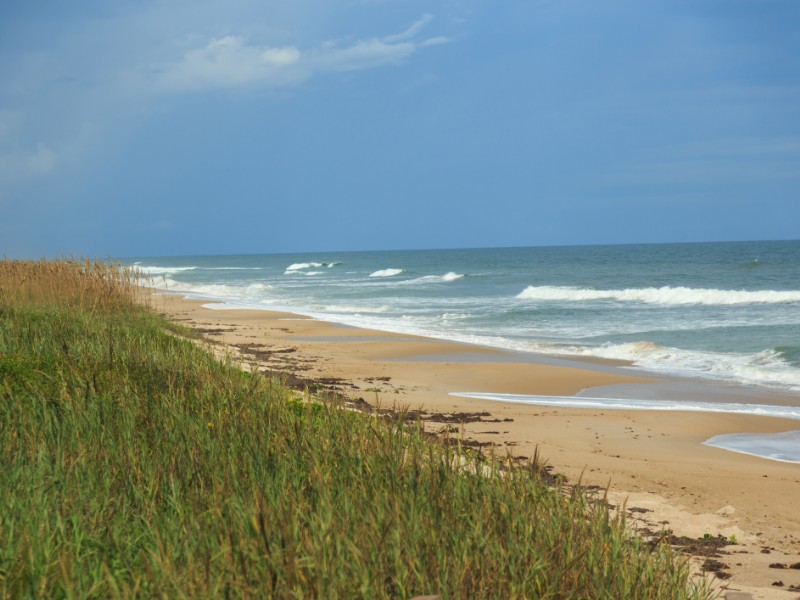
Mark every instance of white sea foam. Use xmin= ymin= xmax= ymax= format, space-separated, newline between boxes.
xmin=285 ymin=261 xmax=339 ymax=273
xmin=703 ymin=431 xmax=800 ymax=463
xmin=551 ymin=341 xmax=800 ymax=392
xmin=319 ymin=304 xmax=392 ymax=314
xmin=285 ymin=262 xmax=324 ymax=272
xmin=450 ymin=392 xmax=800 ymax=420
xmin=401 ymin=272 xmax=466 ymax=285
xmin=516 ymin=285 xmax=800 ymax=306
xmin=153 ymin=277 xmax=270 ymax=299
xmin=370 ymin=268 xmax=405 ymax=278
xmin=133 ymin=265 xmax=198 ymax=275
xmin=440 ymin=312 xmax=470 ymax=321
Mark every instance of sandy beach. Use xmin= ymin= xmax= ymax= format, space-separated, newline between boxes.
xmin=152 ymin=292 xmax=800 ymax=599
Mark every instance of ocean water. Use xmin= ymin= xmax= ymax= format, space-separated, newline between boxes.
xmin=129 ymin=240 xmax=800 ymax=394
xmin=703 ymin=430 xmax=800 ymax=463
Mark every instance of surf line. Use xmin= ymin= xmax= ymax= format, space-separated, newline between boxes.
xmin=448 ymin=392 xmax=800 ymax=421
xmin=450 ymin=392 xmax=800 ymax=463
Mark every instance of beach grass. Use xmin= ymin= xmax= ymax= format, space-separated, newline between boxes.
xmin=0 ymin=258 xmax=713 ymax=599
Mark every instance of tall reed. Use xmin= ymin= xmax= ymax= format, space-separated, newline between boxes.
xmin=0 ymin=259 xmax=711 ymax=598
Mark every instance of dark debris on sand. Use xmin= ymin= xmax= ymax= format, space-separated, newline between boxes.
xmin=639 ymin=531 xmax=736 ymax=580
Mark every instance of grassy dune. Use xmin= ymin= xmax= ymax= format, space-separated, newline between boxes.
xmin=0 ymin=259 xmax=712 ymax=598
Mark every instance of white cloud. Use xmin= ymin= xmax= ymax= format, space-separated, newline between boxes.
xmin=157 ymin=36 xmax=306 ymax=91
xmin=261 ymin=47 xmax=302 ymax=66
xmin=156 ymin=14 xmax=448 ymax=93
xmin=308 ymin=38 xmax=416 ymax=72
xmin=382 ymin=14 xmax=433 ymax=44
xmin=419 ymin=36 xmax=451 ymax=48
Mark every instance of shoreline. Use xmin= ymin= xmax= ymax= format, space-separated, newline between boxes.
xmin=152 ymin=291 xmax=800 ymax=598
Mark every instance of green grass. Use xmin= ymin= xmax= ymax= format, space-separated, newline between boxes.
xmin=0 ymin=259 xmax=713 ymax=599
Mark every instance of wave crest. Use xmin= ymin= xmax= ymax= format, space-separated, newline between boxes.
xmin=402 ymin=272 xmax=466 ymax=285
xmin=133 ymin=265 xmax=197 ymax=275
xmin=570 ymin=340 xmax=800 ymax=391
xmin=516 ymin=285 xmax=800 ymax=306
xmin=152 ymin=277 xmax=270 ymax=298
xmin=369 ymin=268 xmax=405 ymax=278
xmin=285 ymin=262 xmax=324 ymax=272
xmin=285 ymin=261 xmax=339 ymax=274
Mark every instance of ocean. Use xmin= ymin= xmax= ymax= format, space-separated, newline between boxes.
xmin=129 ymin=239 xmax=800 ymax=395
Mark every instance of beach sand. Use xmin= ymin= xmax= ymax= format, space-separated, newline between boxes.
xmin=152 ymin=292 xmax=800 ymax=599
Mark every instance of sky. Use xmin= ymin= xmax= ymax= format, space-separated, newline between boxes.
xmin=1 ymin=0 xmax=799 ymax=258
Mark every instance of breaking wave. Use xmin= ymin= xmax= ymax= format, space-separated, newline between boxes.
xmin=152 ymin=277 xmax=270 ymax=299
xmin=285 ymin=262 xmax=339 ymax=274
xmin=370 ymin=268 xmax=405 ymax=278
xmin=401 ymin=272 xmax=466 ymax=285
xmin=130 ymin=264 xmax=265 ymax=275
xmin=516 ymin=285 xmax=800 ymax=306
xmin=563 ymin=341 xmax=800 ymax=392
xmin=133 ymin=264 xmax=197 ymax=275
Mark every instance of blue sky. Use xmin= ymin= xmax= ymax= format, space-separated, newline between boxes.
xmin=1 ymin=0 xmax=798 ymax=258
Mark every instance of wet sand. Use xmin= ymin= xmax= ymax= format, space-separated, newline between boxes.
xmin=151 ymin=292 xmax=800 ymax=598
